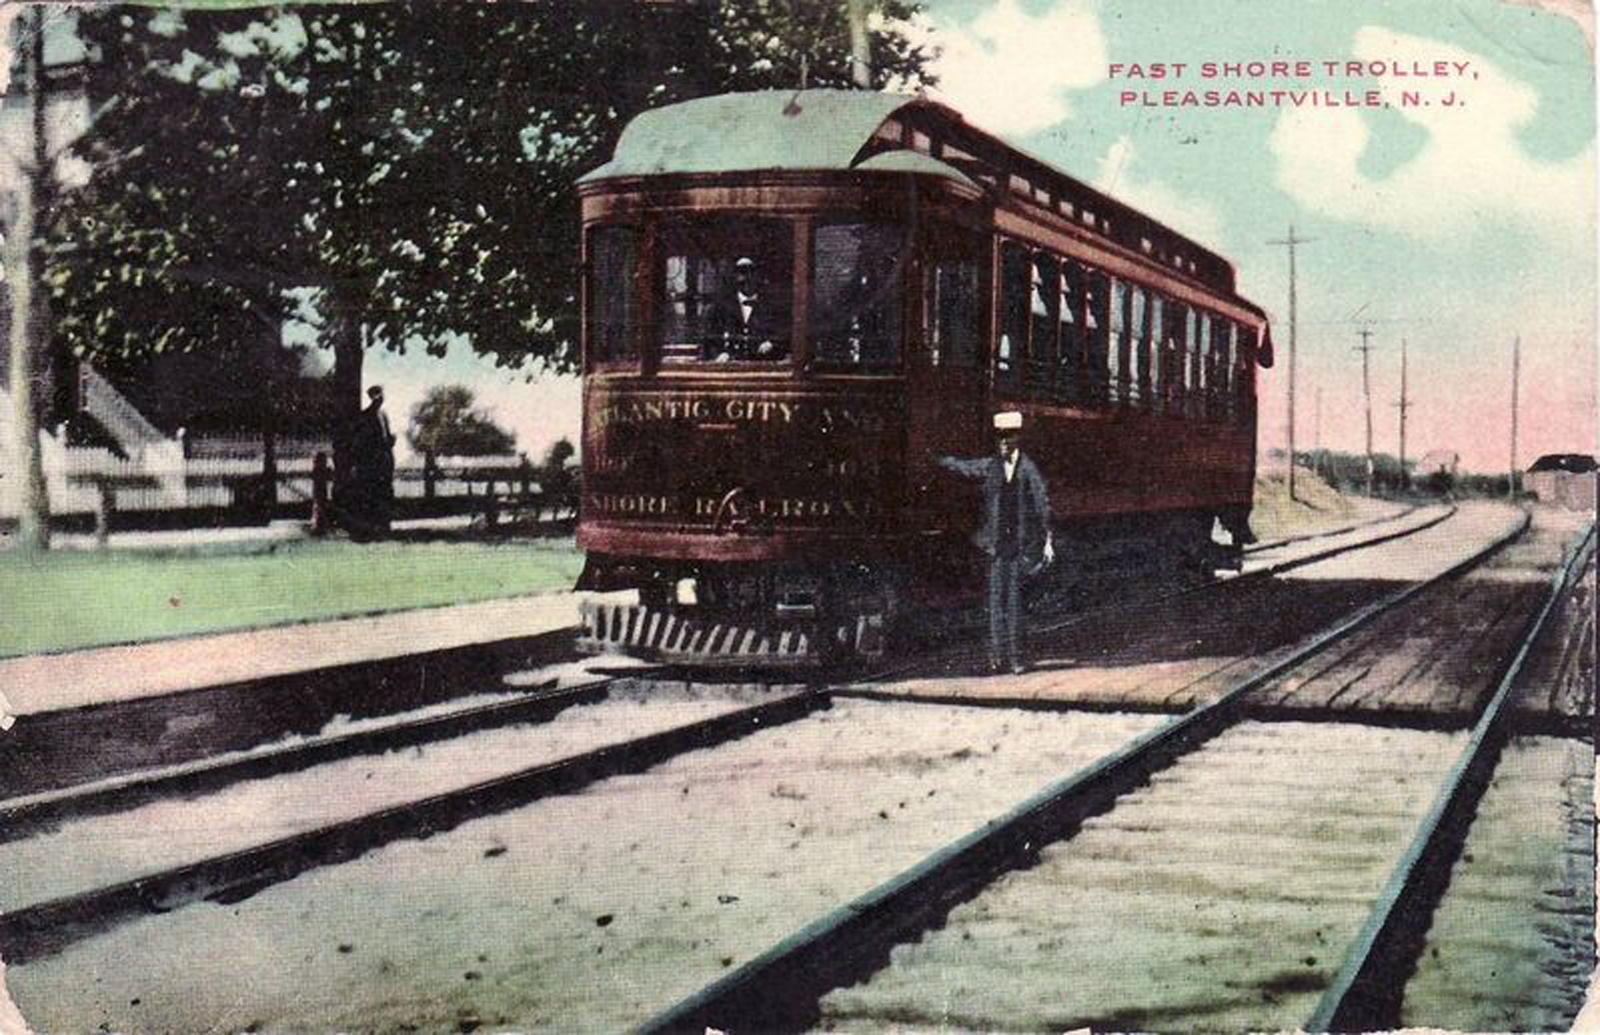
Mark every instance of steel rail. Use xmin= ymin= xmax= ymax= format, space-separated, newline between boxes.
xmin=7 ymin=627 xmax=578 ymax=798
xmin=999 ymin=503 xmax=1457 ymax=644
xmin=0 ymin=688 xmax=827 ymax=965
xmin=0 ymin=672 xmax=660 ymax=842
xmin=1240 ymin=503 xmax=1421 ymax=555
xmin=639 ymin=509 xmax=1528 ymax=1034
xmin=1306 ymin=519 xmax=1596 ymax=1033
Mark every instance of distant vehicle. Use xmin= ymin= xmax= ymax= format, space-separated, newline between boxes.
xmin=572 ymin=90 xmax=1271 ymax=662
xmin=1527 ymin=454 xmax=1597 ymax=510
xmin=1417 ymin=450 xmax=1460 ymax=497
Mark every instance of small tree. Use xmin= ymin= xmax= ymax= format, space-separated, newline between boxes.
xmin=540 ymin=436 xmax=577 ymax=508
xmin=406 ymin=385 xmax=515 ymax=460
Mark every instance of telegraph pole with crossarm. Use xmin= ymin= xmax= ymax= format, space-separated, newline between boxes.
xmin=1267 ymin=226 xmax=1314 ymax=501
xmin=1353 ymin=328 xmax=1377 ymax=494
xmin=1393 ymin=338 xmax=1413 ymax=489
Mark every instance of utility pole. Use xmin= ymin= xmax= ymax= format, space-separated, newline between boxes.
xmin=1354 ymin=328 xmax=1377 ymax=495
xmin=1314 ymin=384 xmax=1323 ymax=481
xmin=1509 ymin=336 xmax=1520 ymax=499
xmin=1267 ymin=225 xmax=1313 ymax=501
xmin=1394 ymin=338 xmax=1412 ymax=490
xmin=846 ymin=0 xmax=872 ymax=88
xmin=4 ymin=6 xmax=55 ymax=551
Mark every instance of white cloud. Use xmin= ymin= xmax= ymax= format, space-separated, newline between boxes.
xmin=1270 ymin=25 xmax=1594 ymax=243
xmin=909 ymin=0 xmax=1107 ymax=136
xmin=1095 ymin=136 xmax=1227 ymax=249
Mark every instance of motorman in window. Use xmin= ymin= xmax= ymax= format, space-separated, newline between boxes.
xmin=710 ymin=255 xmax=787 ymax=361
xmin=936 ymin=411 xmax=1055 ymax=674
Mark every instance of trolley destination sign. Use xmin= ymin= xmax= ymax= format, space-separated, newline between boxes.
xmin=587 ymin=490 xmax=883 ymax=524
xmin=590 ymin=392 xmax=893 ymax=433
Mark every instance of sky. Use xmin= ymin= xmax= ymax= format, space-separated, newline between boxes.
xmin=4 ymin=2 xmax=1595 ymax=473
xmin=354 ymin=0 xmax=1596 ymax=473
xmin=894 ymin=0 xmax=1596 ymax=474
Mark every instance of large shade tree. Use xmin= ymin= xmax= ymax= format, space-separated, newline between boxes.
xmin=50 ymin=0 xmax=935 ymax=384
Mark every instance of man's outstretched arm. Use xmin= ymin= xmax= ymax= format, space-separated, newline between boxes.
xmin=935 ymin=454 xmax=990 ymax=480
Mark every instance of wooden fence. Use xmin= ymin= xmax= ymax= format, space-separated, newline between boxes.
xmin=2 ymin=447 xmax=577 ymax=529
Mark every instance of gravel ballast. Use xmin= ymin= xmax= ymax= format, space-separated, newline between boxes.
xmin=7 ymin=700 xmax=1164 ymax=1032
xmin=1401 ymin=735 xmax=1596 ymax=1031
xmin=819 ymin=720 xmax=1468 ymax=1032
xmin=0 ymin=687 xmax=749 ymax=912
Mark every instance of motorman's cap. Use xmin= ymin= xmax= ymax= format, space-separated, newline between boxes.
xmin=993 ymin=411 xmax=1023 ymax=432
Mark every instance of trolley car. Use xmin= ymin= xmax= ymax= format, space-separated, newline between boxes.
xmin=574 ymin=90 xmax=1271 ymax=662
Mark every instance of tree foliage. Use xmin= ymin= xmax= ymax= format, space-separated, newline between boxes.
xmin=406 ymin=384 xmax=516 ymax=458
xmin=49 ymin=1 xmax=936 ymax=384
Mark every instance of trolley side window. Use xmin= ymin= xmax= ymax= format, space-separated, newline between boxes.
xmin=1084 ymin=269 xmax=1110 ymax=406
xmin=1185 ymin=307 xmax=1202 ymax=418
xmin=1028 ymin=252 xmax=1058 ymax=394
xmin=1236 ymin=323 xmax=1258 ymax=424
xmin=659 ymin=219 xmax=792 ymax=364
xmin=1211 ymin=315 xmax=1234 ymax=421
xmin=1163 ymin=298 xmax=1188 ymax=415
xmin=589 ymin=226 xmax=640 ymax=364
xmin=998 ymin=241 xmax=1030 ymax=386
xmin=1058 ymin=262 xmax=1083 ymax=402
xmin=1109 ymin=278 xmax=1128 ymax=404
xmin=1131 ymin=286 xmax=1150 ymax=408
xmin=811 ymin=223 xmax=905 ymax=368
xmin=932 ymin=260 xmax=982 ymax=368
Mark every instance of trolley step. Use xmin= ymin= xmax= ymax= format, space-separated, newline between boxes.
xmin=578 ymin=601 xmax=815 ymax=666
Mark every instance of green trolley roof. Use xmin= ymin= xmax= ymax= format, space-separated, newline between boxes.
xmin=579 ymin=89 xmax=971 ymax=187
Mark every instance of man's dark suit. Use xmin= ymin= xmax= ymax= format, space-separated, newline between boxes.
xmin=709 ymin=290 xmax=786 ymax=360
xmin=937 ymin=450 xmax=1052 ymax=671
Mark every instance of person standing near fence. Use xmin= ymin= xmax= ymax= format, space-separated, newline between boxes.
xmin=350 ymin=384 xmax=397 ymax=538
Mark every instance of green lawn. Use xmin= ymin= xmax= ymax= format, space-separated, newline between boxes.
xmin=0 ymin=538 xmax=585 ymax=658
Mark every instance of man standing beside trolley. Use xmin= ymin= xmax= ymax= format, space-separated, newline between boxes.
xmin=936 ymin=411 xmax=1054 ymax=674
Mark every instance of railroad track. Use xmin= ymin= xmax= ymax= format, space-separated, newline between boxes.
xmin=0 ymin=504 xmax=1488 ymax=974
xmin=641 ymin=513 xmax=1591 ymax=1033
xmin=1239 ymin=502 xmax=1421 ymax=556
xmin=4 ymin=503 xmax=1457 ymax=837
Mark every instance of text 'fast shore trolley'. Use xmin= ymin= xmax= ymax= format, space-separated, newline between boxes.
xmin=574 ymin=90 xmax=1272 ymax=663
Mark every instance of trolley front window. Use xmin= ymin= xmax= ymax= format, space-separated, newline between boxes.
xmin=811 ymin=223 xmax=906 ymax=368
xmin=659 ymin=219 xmax=792 ymax=364
xmin=589 ymin=226 xmax=640 ymax=363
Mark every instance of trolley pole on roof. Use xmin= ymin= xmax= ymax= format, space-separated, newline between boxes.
xmin=1354 ymin=328 xmax=1377 ymax=495
xmin=1509 ymin=335 xmax=1520 ymax=499
xmin=1267 ymin=226 xmax=1313 ymax=501
xmin=847 ymin=0 xmax=872 ymax=88
xmin=1394 ymin=338 xmax=1412 ymax=490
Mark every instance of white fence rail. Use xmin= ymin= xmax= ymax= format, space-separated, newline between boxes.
xmin=2 ymin=444 xmax=568 ymax=519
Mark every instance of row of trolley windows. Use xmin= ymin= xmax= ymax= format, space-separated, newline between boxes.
xmin=590 ymin=220 xmax=902 ymax=368
xmin=590 ymin=225 xmax=1256 ymax=423
xmin=995 ymin=241 xmax=1256 ymax=422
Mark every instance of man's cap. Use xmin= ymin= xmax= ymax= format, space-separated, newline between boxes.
xmin=734 ymin=256 xmax=755 ymax=268
xmin=367 ymin=385 xmax=384 ymax=398
xmin=993 ymin=411 xmax=1023 ymax=432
